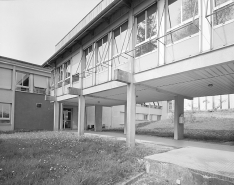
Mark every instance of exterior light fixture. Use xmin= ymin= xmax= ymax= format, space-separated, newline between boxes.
xmin=208 ymin=84 xmax=213 ymax=87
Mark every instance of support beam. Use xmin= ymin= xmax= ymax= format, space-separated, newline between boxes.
xmin=113 ymin=69 xmax=132 ymax=84
xmin=67 ymin=87 xmax=82 ymax=95
xmin=78 ymin=95 xmax=85 ymax=136
xmin=137 ymin=84 xmax=193 ymax=100
xmin=124 ymin=103 xmax=127 ymax=135
xmin=95 ymin=105 xmax=102 ymax=132
xmin=174 ymin=96 xmax=184 ymax=140
xmin=45 ymin=95 xmax=56 ymax=101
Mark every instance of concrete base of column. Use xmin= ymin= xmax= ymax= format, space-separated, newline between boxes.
xmin=124 ymin=103 xmax=127 ymax=135
xmin=53 ymin=101 xmax=59 ymax=131
xmin=174 ymin=96 xmax=184 ymax=140
xmin=126 ymin=83 xmax=136 ymax=147
xmin=95 ymin=105 xmax=102 ymax=132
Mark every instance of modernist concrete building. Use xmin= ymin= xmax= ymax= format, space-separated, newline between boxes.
xmin=0 ymin=56 xmax=53 ymax=131
xmin=43 ymin=0 xmax=234 ymax=147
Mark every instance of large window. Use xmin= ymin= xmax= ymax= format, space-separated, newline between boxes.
xmin=97 ymin=35 xmax=109 ymax=72
xmin=16 ymin=72 xmax=29 ymax=92
xmin=113 ymin=22 xmax=128 ymax=65
xmin=57 ymin=65 xmax=63 ymax=88
xmin=33 ymin=75 xmax=47 ymax=94
xmin=166 ymin=0 xmax=199 ymax=44
xmin=0 ymin=103 xmax=10 ymax=124
xmin=213 ymin=0 xmax=234 ymax=26
xmin=85 ymin=45 xmax=94 ymax=77
xmin=64 ymin=60 xmax=71 ymax=85
xmin=136 ymin=4 xmax=158 ymax=57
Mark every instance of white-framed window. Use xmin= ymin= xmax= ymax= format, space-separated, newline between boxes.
xmin=213 ymin=0 xmax=234 ymax=26
xmin=57 ymin=65 xmax=63 ymax=88
xmin=113 ymin=22 xmax=129 ymax=65
xmin=33 ymin=75 xmax=47 ymax=95
xmin=84 ymin=45 xmax=94 ymax=77
xmin=64 ymin=60 xmax=71 ymax=85
xmin=96 ymin=35 xmax=109 ymax=73
xmin=135 ymin=3 xmax=158 ymax=57
xmin=0 ymin=103 xmax=10 ymax=124
xmin=16 ymin=71 xmax=29 ymax=92
xmin=166 ymin=0 xmax=199 ymax=44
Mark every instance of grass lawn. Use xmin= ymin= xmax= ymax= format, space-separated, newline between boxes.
xmin=0 ymin=131 xmax=172 ymax=185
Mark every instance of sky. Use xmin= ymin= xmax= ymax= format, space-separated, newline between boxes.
xmin=0 ymin=0 xmax=100 ymax=65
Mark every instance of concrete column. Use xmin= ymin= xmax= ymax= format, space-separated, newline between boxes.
xmin=95 ymin=105 xmax=102 ymax=132
xmin=29 ymin=74 xmax=33 ymax=93
xmin=84 ymin=106 xmax=87 ymax=130
xmin=126 ymin=6 xmax=136 ymax=148
xmin=54 ymin=101 xmax=59 ymax=131
xmin=124 ymin=103 xmax=127 ymax=134
xmin=78 ymin=95 xmax=85 ymax=136
xmin=127 ymin=84 xmax=136 ymax=147
xmin=174 ymin=96 xmax=184 ymax=140
xmin=59 ymin=103 xmax=63 ymax=130
xmin=228 ymin=94 xmax=230 ymax=109
xmin=11 ymin=66 xmax=16 ymax=130
xmin=78 ymin=48 xmax=86 ymax=136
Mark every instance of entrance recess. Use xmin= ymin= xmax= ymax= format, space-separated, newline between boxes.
xmin=63 ymin=108 xmax=72 ymax=129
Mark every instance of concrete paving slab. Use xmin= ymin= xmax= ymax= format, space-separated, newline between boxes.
xmin=145 ymin=147 xmax=234 ymax=179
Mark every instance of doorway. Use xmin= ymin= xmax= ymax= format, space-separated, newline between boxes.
xmin=63 ymin=108 xmax=72 ymax=129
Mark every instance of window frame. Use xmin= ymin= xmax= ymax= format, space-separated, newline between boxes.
xmin=16 ymin=71 xmax=30 ymax=92
xmin=64 ymin=60 xmax=71 ymax=86
xmin=0 ymin=103 xmax=11 ymax=123
xmin=135 ymin=3 xmax=158 ymax=58
xmin=96 ymin=34 xmax=109 ymax=73
xmin=84 ymin=45 xmax=94 ymax=77
xmin=166 ymin=0 xmax=200 ymax=45
xmin=212 ymin=0 xmax=234 ymax=27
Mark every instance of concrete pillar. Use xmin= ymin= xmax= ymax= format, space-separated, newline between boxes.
xmin=29 ymin=74 xmax=33 ymax=93
xmin=126 ymin=6 xmax=136 ymax=148
xmin=78 ymin=95 xmax=85 ymax=136
xmin=54 ymin=101 xmax=59 ymax=131
xmin=174 ymin=96 xmax=184 ymax=140
xmin=95 ymin=105 xmax=102 ymax=132
xmin=59 ymin=103 xmax=63 ymax=130
xmin=84 ymin=106 xmax=87 ymax=130
xmin=228 ymin=94 xmax=230 ymax=109
xmin=11 ymin=66 xmax=16 ymax=130
xmin=124 ymin=103 xmax=127 ymax=134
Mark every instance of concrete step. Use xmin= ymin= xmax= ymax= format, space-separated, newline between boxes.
xmin=145 ymin=147 xmax=234 ymax=185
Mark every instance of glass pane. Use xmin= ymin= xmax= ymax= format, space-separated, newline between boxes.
xmin=135 ymin=38 xmax=157 ymax=57
xmin=114 ymin=28 xmax=121 ymax=55
xmin=147 ymin=4 xmax=157 ymax=39
xmin=215 ymin=0 xmax=230 ymax=6
xmin=213 ymin=4 xmax=234 ymax=25
xmin=16 ymin=72 xmax=29 ymax=87
xmin=121 ymin=22 xmax=128 ymax=52
xmin=166 ymin=19 xmax=199 ymax=44
xmin=167 ymin=0 xmax=182 ymax=29
xmin=137 ymin=11 xmax=146 ymax=44
xmin=2 ymin=104 xmax=10 ymax=118
xmin=182 ymin=0 xmax=198 ymax=21
xmin=102 ymin=35 xmax=109 ymax=62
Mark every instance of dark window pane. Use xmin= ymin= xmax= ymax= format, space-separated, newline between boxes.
xmin=2 ymin=103 xmax=10 ymax=118
xmin=213 ymin=4 xmax=234 ymax=25
xmin=166 ymin=19 xmax=199 ymax=44
xmin=137 ymin=11 xmax=146 ymax=44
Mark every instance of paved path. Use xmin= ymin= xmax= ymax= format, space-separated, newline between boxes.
xmin=83 ymin=131 xmax=234 ymax=152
